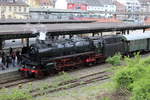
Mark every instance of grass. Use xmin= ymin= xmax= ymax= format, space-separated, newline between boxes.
xmin=0 ymin=88 xmax=32 ymax=100
xmin=0 ymin=72 xmax=77 ymax=100
xmin=35 ymin=81 xmax=115 ymax=100
xmin=0 ymin=65 xmax=114 ymax=100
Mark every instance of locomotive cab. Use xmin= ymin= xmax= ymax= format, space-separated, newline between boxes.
xmin=102 ymin=35 xmax=125 ymax=57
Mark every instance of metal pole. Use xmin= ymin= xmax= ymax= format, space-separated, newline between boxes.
xmin=92 ymin=33 xmax=95 ymax=37
xmin=26 ymin=38 xmax=29 ymax=47
xmin=143 ymin=28 xmax=145 ymax=33
xmin=122 ymin=30 xmax=124 ymax=34
xmin=69 ymin=35 xmax=73 ymax=39
xmin=100 ymin=32 xmax=103 ymax=37
xmin=0 ymin=39 xmax=3 ymax=50
xmin=127 ymin=30 xmax=130 ymax=34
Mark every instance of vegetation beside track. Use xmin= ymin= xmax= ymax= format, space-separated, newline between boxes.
xmin=0 ymin=72 xmax=76 ymax=100
xmin=35 ymin=82 xmax=114 ymax=100
xmin=1 ymin=53 xmax=149 ymax=100
xmin=115 ymin=54 xmax=149 ymax=100
xmin=0 ymin=88 xmax=32 ymax=100
xmin=107 ymin=53 xmax=150 ymax=100
xmin=0 ymin=70 xmax=110 ymax=100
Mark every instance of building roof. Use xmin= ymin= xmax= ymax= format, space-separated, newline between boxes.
xmin=123 ymin=31 xmax=150 ymax=41
xmin=138 ymin=0 xmax=150 ymax=3
xmin=30 ymin=7 xmax=86 ymax=13
xmin=144 ymin=17 xmax=150 ymax=23
xmin=67 ymin=0 xmax=102 ymax=6
xmin=0 ymin=1 xmax=28 ymax=6
xmin=85 ymin=0 xmax=104 ymax=6
xmin=39 ymin=0 xmax=53 ymax=6
xmin=55 ymin=0 xmax=113 ymax=6
xmin=116 ymin=0 xmax=140 ymax=6
xmin=67 ymin=0 xmax=86 ymax=4
xmin=114 ymin=1 xmax=125 ymax=6
xmin=97 ymin=0 xmax=113 ymax=5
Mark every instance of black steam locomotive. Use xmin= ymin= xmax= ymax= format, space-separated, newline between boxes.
xmin=19 ymin=33 xmax=150 ymax=78
xmin=19 ymin=35 xmax=125 ymax=78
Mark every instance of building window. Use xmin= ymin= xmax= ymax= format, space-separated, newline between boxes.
xmin=14 ymin=6 xmax=16 ymax=12
xmin=76 ymin=6 xmax=81 ymax=9
xmin=2 ymin=6 xmax=6 ymax=12
xmin=24 ymin=7 xmax=26 ymax=12
xmin=9 ymin=6 xmax=11 ymax=11
xmin=8 ymin=15 xmax=11 ymax=19
xmin=19 ymin=6 xmax=21 ymax=12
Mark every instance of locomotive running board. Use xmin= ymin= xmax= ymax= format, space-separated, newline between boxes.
xmin=42 ymin=51 xmax=95 ymax=62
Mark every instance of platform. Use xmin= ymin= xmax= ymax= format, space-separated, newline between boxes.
xmin=0 ymin=66 xmax=18 ymax=75
xmin=0 ymin=66 xmax=20 ymax=82
xmin=0 ymin=59 xmax=20 ymax=75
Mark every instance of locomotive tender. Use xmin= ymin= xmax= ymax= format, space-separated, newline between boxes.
xmin=19 ymin=33 xmax=150 ymax=78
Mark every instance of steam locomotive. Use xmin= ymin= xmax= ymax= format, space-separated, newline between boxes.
xmin=19 ymin=33 xmax=150 ymax=78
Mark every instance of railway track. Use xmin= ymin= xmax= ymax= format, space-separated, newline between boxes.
xmin=0 ymin=77 xmax=25 ymax=86
xmin=0 ymin=72 xmax=24 ymax=89
xmin=28 ymin=70 xmax=111 ymax=97
xmin=0 ymin=78 xmax=35 ymax=89
xmin=0 ymin=69 xmax=110 ymax=97
xmin=0 ymin=71 xmax=35 ymax=89
xmin=0 ymin=52 xmax=149 ymax=90
xmin=0 ymin=64 xmax=109 ymax=90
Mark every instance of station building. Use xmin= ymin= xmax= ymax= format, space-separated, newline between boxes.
xmin=54 ymin=0 xmax=116 ymax=12
xmin=115 ymin=0 xmax=141 ymax=20
xmin=54 ymin=0 xmax=116 ymax=18
xmin=0 ymin=0 xmax=29 ymax=19
xmin=24 ymin=0 xmax=53 ymax=8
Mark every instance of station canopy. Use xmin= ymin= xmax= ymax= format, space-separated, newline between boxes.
xmin=0 ymin=19 xmax=94 ymax=25
xmin=0 ymin=22 xmax=150 ymax=39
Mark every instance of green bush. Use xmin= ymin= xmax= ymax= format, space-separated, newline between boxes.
xmin=141 ymin=56 xmax=150 ymax=65
xmin=113 ymin=53 xmax=150 ymax=100
xmin=0 ymin=88 xmax=32 ymax=100
xmin=131 ymin=74 xmax=150 ymax=100
xmin=114 ymin=65 xmax=145 ymax=90
xmin=124 ymin=52 xmax=141 ymax=67
xmin=106 ymin=53 xmax=121 ymax=66
xmin=100 ymin=97 xmax=111 ymax=100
